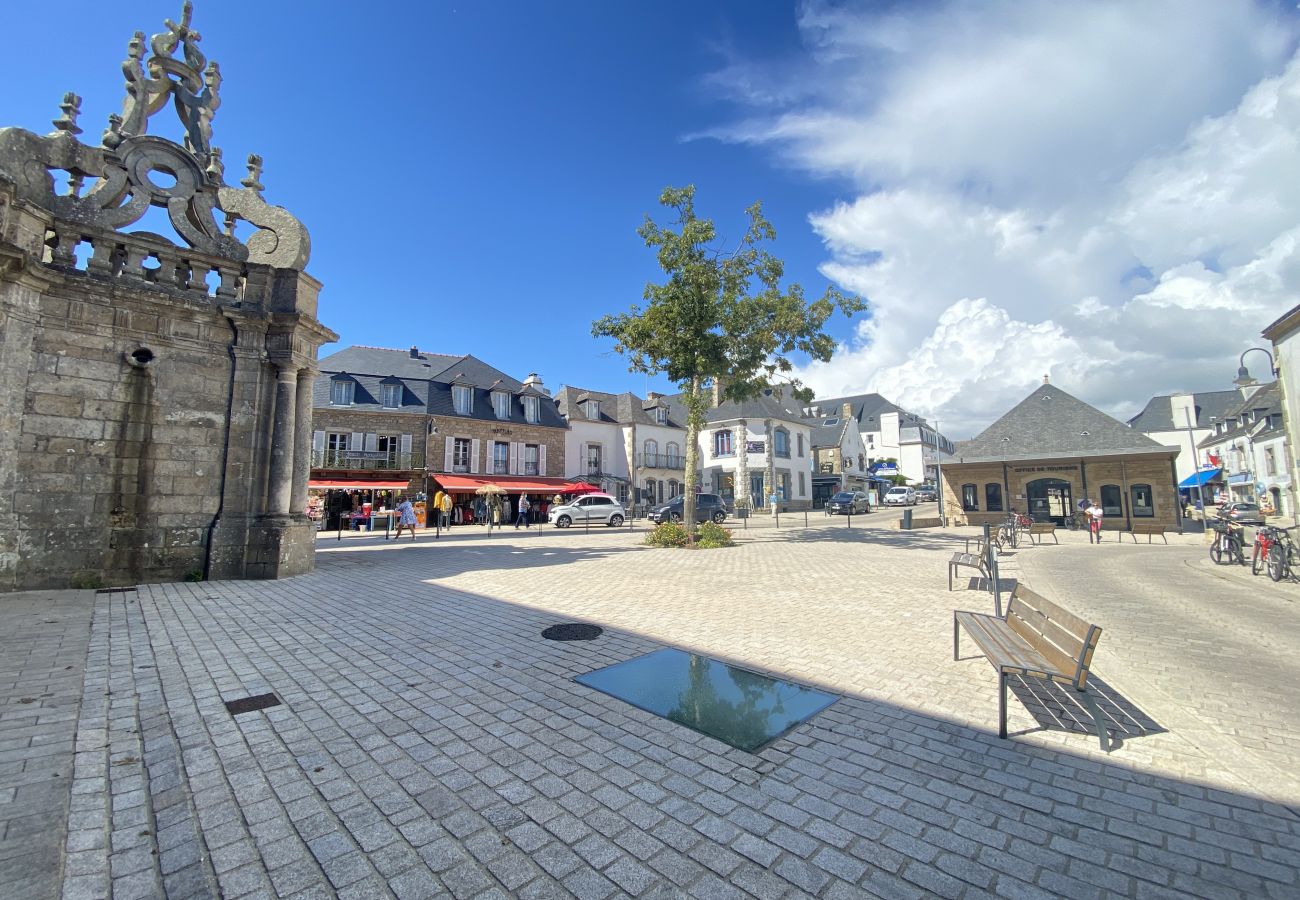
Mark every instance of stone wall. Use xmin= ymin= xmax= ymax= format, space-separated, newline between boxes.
xmin=430 ymin=420 xmax=567 ymax=478
xmin=941 ymin=455 xmax=1181 ymax=531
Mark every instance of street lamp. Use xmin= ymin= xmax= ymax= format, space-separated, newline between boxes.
xmin=1234 ymin=347 xmax=1275 ymax=388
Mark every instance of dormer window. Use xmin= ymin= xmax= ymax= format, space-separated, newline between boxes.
xmin=655 ymin=406 xmax=668 ymax=425
xmin=523 ymin=395 xmax=540 ymax=424
xmin=584 ymin=400 xmax=601 ymax=419
xmin=492 ymin=391 xmax=510 ymax=420
xmin=330 ymin=377 xmax=355 ymax=406
xmin=380 ymin=383 xmax=401 ymax=409
xmin=452 ymin=384 xmax=473 ymax=415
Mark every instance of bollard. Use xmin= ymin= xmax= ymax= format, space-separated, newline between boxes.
xmin=902 ymin=509 xmax=912 ymax=530
xmin=385 ymin=516 xmax=391 ymax=539
xmin=846 ymin=510 xmax=851 ymax=529
xmin=804 ymin=510 xmax=808 ymax=528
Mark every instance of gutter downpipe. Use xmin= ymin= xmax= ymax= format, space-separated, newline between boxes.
xmin=204 ymin=314 xmax=239 ymax=581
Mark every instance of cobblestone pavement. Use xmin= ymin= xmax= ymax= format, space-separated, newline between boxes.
xmin=0 ymin=590 xmax=95 ymax=900
xmin=2 ymin=515 xmax=1299 ymax=898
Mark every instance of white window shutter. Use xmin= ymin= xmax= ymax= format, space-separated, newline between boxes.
xmin=443 ymin=438 xmax=454 ymax=472
xmin=510 ymin=442 xmax=520 ymax=475
xmin=470 ymin=439 xmax=480 ymax=474
xmin=350 ymin=431 xmax=363 ymax=451
xmin=364 ymin=432 xmax=377 ymax=451
xmin=400 ymin=434 xmax=412 ymax=454
xmin=312 ymin=431 xmax=325 ymax=453
xmin=538 ymin=444 xmax=547 ymax=476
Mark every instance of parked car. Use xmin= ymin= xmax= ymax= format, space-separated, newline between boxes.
xmin=826 ymin=491 xmax=870 ymax=515
xmin=647 ymin=493 xmax=728 ymax=525
xmin=549 ymin=493 xmax=626 ymax=528
xmin=915 ymin=485 xmax=937 ymax=502
xmin=883 ymin=485 xmax=917 ymax=506
xmin=1217 ymin=502 xmax=1265 ymax=526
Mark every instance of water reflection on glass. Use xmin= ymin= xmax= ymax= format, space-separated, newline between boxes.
xmin=575 ymin=649 xmax=838 ymax=753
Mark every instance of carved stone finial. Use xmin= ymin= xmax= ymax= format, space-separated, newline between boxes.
xmin=53 ymin=92 xmax=83 ymax=135
xmin=241 ymin=154 xmax=264 ymax=192
xmin=102 ymin=113 xmax=124 ymax=149
xmin=207 ymin=145 xmax=225 ymax=182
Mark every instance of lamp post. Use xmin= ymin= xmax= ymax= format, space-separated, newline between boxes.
xmin=1232 ymin=347 xmax=1275 ymax=509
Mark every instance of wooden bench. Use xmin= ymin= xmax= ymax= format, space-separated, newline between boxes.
xmin=953 ymin=585 xmax=1110 ymax=750
xmin=1026 ymin=522 xmax=1058 ymax=545
xmin=1125 ymin=522 xmax=1168 ymax=544
xmin=949 ymin=539 xmax=994 ymax=591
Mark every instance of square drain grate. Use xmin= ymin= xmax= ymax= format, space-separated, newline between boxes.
xmin=224 ymin=693 xmax=282 ymax=716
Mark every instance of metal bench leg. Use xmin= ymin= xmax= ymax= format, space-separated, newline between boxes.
xmin=1052 ymin=532 xmax=1058 ymax=545
xmin=998 ymin=673 xmax=1008 ymax=738
xmin=948 ymin=563 xmax=954 ymax=591
xmin=1078 ymin=689 xmax=1111 ymax=752
xmin=953 ymin=615 xmax=960 ymax=660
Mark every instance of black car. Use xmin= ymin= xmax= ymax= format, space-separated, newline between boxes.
xmin=826 ymin=491 xmax=870 ymax=515
xmin=648 ymin=493 xmax=729 ymax=525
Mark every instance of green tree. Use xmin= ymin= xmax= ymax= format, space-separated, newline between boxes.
xmin=593 ymin=185 xmax=865 ymax=531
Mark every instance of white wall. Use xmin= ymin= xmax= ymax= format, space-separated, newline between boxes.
xmin=564 ymin=420 xmax=624 ymax=480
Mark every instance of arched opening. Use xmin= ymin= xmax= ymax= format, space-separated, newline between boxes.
xmin=1025 ymin=478 xmax=1072 ymax=524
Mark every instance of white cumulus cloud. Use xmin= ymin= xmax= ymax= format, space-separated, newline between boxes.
xmin=707 ymin=0 xmax=1300 ymax=437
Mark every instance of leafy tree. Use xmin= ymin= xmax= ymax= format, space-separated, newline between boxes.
xmin=593 ymin=185 xmax=865 ymax=530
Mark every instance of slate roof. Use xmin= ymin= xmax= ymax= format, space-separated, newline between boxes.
xmin=428 ymin=356 xmax=565 ymax=429
xmin=809 ymin=417 xmax=851 ymax=450
xmin=553 ymin=387 xmax=621 ymax=424
xmin=698 ymin=389 xmax=807 ymax=425
xmin=809 ymin=393 xmax=927 ymax=429
xmin=1196 ymin=383 xmax=1280 ymax=450
xmin=318 ymin=345 xmax=461 ymax=380
xmin=953 ymin=383 xmax=1175 ymax=463
xmin=1127 ymin=390 xmax=1242 ymax=432
xmin=310 ymin=374 xmax=430 ymax=414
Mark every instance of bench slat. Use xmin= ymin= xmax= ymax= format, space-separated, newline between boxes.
xmin=954 ymin=612 xmax=1055 ymax=674
xmin=1008 ymin=587 xmax=1091 ymax=640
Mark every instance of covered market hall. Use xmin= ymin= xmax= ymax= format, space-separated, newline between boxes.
xmin=942 ymin=381 xmax=1182 ymax=533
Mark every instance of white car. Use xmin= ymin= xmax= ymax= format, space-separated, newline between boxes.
xmin=883 ymin=486 xmax=917 ymax=506
xmin=549 ymin=493 xmax=626 ymax=528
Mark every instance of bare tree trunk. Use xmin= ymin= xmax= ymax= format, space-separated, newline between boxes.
xmin=682 ymin=376 xmax=704 ymax=533
xmin=736 ymin=417 xmax=750 ymax=518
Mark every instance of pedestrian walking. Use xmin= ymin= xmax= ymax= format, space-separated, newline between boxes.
xmin=1086 ymin=499 xmax=1104 ymax=543
xmin=391 ymin=496 xmax=417 ymax=540
xmin=440 ymin=492 xmax=453 ymax=529
xmin=515 ymin=494 xmax=531 ymax=529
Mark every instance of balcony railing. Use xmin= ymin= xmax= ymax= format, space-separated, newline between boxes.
xmin=313 ymin=450 xmax=415 ymax=471
xmin=638 ymin=453 xmax=686 ymax=469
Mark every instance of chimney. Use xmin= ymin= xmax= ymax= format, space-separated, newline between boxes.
xmin=409 ymin=345 xmax=419 ymax=359
xmin=646 ymin=391 xmax=661 ymax=401
xmin=1043 ymin=374 xmax=1050 ymax=385
xmin=711 ymin=377 xmax=725 ymax=408
xmin=523 ymin=372 xmax=548 ymax=396
xmin=842 ymin=402 xmax=852 ymax=420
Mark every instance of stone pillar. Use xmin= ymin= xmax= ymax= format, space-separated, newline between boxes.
xmin=268 ymin=363 xmax=299 ymax=516
xmin=764 ymin=418 xmax=775 ymax=510
xmin=290 ymin=367 xmax=315 ymax=516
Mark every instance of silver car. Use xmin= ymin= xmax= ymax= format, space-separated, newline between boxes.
xmin=549 ymin=493 xmax=626 ymax=528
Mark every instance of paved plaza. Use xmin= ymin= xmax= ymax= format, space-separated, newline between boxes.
xmin=2 ymin=513 xmax=1299 ymax=898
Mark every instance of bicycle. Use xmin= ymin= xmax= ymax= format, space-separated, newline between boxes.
xmin=1208 ymin=518 xmax=1245 ymax=566
xmin=1251 ymin=525 xmax=1279 ymax=576
xmin=997 ymin=511 xmax=1033 ymax=548
xmin=1266 ymin=526 xmax=1298 ymax=582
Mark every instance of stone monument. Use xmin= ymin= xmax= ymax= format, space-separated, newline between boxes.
xmin=0 ymin=3 xmax=336 ymax=590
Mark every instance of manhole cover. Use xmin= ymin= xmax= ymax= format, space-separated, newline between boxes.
xmin=542 ymin=624 xmax=603 ymax=641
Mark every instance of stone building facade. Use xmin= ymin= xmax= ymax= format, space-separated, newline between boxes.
xmin=0 ymin=6 xmax=335 ymax=589
xmin=942 ymin=381 xmax=1181 ymax=532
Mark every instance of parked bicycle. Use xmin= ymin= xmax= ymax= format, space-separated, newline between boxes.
xmin=1208 ymin=518 xmax=1245 ymax=566
xmin=1263 ymin=525 xmax=1298 ymax=582
xmin=997 ymin=510 xmax=1033 ymax=548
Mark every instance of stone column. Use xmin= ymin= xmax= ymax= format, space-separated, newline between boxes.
xmin=764 ymin=418 xmax=775 ymax=510
xmin=290 ymin=367 xmax=315 ymax=516
xmin=268 ymin=363 xmax=299 ymax=516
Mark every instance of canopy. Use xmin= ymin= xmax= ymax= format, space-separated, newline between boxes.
xmin=308 ymin=479 xmax=408 ymax=490
xmin=1178 ymin=467 xmax=1221 ymax=489
xmin=434 ymin=474 xmax=573 ymax=493
xmin=564 ymin=481 xmax=601 ymax=494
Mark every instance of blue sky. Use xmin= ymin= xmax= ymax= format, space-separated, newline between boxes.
xmin=6 ymin=1 xmax=1300 ymax=437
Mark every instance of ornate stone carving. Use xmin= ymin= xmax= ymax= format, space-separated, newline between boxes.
xmin=0 ymin=2 xmax=309 ymax=269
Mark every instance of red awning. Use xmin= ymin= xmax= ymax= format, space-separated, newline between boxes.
xmin=433 ymin=474 xmax=575 ymax=493
xmin=308 ymin=480 xmax=409 ymax=490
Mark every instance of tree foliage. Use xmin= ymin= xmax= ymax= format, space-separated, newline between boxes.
xmin=593 ymin=185 xmax=865 ymax=528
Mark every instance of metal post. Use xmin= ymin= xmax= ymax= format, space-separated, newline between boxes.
xmin=384 ymin=515 xmax=391 ymax=539
xmin=804 ymin=510 xmax=808 ymax=528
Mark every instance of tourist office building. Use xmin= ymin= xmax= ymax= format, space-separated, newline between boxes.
xmin=942 ymin=381 xmax=1182 ymax=532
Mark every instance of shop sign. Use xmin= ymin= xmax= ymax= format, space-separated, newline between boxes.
xmin=1011 ymin=465 xmax=1079 ymax=473
xmin=745 ymin=440 xmax=765 ymax=453
xmin=343 ymin=450 xmax=390 ymax=460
